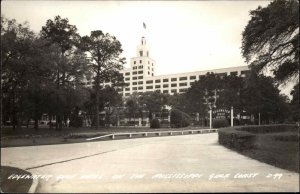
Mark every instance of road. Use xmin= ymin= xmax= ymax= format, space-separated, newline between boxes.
xmin=1 ymin=133 xmax=299 ymax=192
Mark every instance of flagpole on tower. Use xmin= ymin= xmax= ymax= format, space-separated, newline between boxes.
xmin=142 ymin=22 xmax=147 ymax=37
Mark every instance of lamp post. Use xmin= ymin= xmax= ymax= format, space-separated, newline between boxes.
xmin=209 ymin=106 xmax=212 ymax=129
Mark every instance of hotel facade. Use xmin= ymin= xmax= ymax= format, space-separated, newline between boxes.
xmin=117 ymin=36 xmax=250 ymax=97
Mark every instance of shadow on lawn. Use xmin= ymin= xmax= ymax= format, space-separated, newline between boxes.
xmin=0 ymin=166 xmax=33 ymax=193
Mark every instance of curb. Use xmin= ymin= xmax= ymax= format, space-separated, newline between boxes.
xmin=86 ymin=128 xmax=218 ymax=141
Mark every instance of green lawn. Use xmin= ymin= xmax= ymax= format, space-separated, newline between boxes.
xmin=1 ymin=126 xmax=208 ymax=147
xmin=237 ymin=131 xmax=299 ymax=173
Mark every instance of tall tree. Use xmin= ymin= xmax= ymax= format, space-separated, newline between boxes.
xmin=241 ymin=71 xmax=290 ymax=124
xmin=80 ymin=30 xmax=125 ymax=130
xmin=217 ymin=75 xmax=244 ymax=112
xmin=139 ymin=91 xmax=169 ymax=120
xmin=242 ymin=0 xmax=299 ymax=84
xmin=41 ymin=15 xmax=82 ymax=130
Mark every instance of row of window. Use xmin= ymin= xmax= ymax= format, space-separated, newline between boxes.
xmin=132 ymin=71 xmax=143 ymax=75
xmin=125 ymin=82 xmax=189 ymax=90
xmin=133 ymin=60 xmax=154 ymax=66
xmin=133 ymin=65 xmax=143 ymax=70
xmin=124 ymin=88 xmax=187 ymax=96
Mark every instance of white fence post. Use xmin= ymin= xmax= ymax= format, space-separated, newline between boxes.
xmin=231 ymin=106 xmax=233 ymax=127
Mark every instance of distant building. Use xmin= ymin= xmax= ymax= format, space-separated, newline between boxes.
xmin=83 ymin=36 xmax=250 ymax=97
xmin=116 ymin=36 xmax=250 ymax=97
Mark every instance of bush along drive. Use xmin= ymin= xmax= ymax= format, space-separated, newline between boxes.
xmin=150 ymin=118 xmax=160 ymax=128
xmin=212 ymin=119 xmax=229 ymax=128
xmin=170 ymin=109 xmax=190 ymax=128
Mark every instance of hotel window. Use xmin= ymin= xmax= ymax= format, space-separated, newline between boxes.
xmin=199 ymin=75 xmax=205 ymax=79
xmin=138 ymin=65 xmax=143 ymax=69
xmin=132 ymin=82 xmax=137 ymax=85
xmin=125 ymin=77 xmax=130 ymax=81
xmin=146 ymin=80 xmax=153 ymax=84
xmin=163 ymin=78 xmax=168 ymax=82
xmin=125 ymin=93 xmax=130 ymax=96
xmin=133 ymin=87 xmax=137 ymax=90
xmin=152 ymin=63 xmax=154 ymax=66
xmin=190 ymin=76 xmax=196 ymax=80
xmin=140 ymin=60 xmax=142 ymax=64
xmin=163 ymin=84 xmax=168 ymax=88
xmin=179 ymin=89 xmax=187 ymax=93
xmin=148 ymin=67 xmax=150 ymax=70
xmin=138 ymin=71 xmax=143 ymax=74
xmin=152 ymin=68 xmax=154 ymax=71
xmin=179 ymin=82 xmax=187 ymax=86
xmin=155 ymin=85 xmax=161 ymax=88
xmin=125 ymin=72 xmax=130 ymax=76
xmin=139 ymin=51 xmax=143 ymax=57
xmin=138 ymin=86 xmax=143 ymax=90
xmin=155 ymin=79 xmax=161 ymax=83
xmin=146 ymin=86 xmax=153 ymax=89
xmin=133 ymin=77 xmax=137 ymax=80
xmin=138 ymin=76 xmax=143 ymax=79
xmin=138 ymin=81 xmax=143 ymax=85
xmin=133 ymin=66 xmax=137 ymax=70
xmin=152 ymin=73 xmax=154 ymax=76
xmin=171 ymin=83 xmax=177 ymax=87
xmin=171 ymin=78 xmax=177 ymax=82
xmin=179 ymin=76 xmax=187 ymax=81
xmin=171 ymin=89 xmax=177 ymax=93
xmin=148 ymin=72 xmax=150 ymax=75
xmin=133 ymin=71 xmax=137 ymax=75
xmin=148 ymin=61 xmax=150 ymax=64
xmin=163 ymin=90 xmax=168 ymax=93
xmin=125 ymin=88 xmax=130 ymax=91
xmin=134 ymin=61 xmax=136 ymax=64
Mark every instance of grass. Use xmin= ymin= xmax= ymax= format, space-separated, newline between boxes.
xmin=219 ymin=126 xmax=299 ymax=173
xmin=0 ymin=166 xmax=33 ymax=193
xmin=1 ymin=126 xmax=208 ymax=148
xmin=241 ymin=131 xmax=299 ymax=173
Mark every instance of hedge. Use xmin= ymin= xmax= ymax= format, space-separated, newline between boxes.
xmin=212 ymin=119 xmax=229 ymax=128
xmin=170 ymin=109 xmax=190 ymax=128
xmin=236 ymin=124 xmax=298 ymax=134
xmin=150 ymin=118 xmax=160 ymax=128
xmin=218 ymin=127 xmax=256 ymax=151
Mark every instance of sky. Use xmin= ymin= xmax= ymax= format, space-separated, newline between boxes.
xmin=3 ymin=0 xmax=294 ymax=96
xmin=2 ymin=0 xmax=271 ymax=74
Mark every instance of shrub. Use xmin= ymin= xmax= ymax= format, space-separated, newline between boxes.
xmin=150 ymin=118 xmax=160 ymax=128
xmin=218 ymin=127 xmax=256 ymax=150
xmin=69 ymin=116 xmax=83 ymax=128
xmin=212 ymin=119 xmax=229 ymax=128
xmin=170 ymin=109 xmax=190 ymax=128
xmin=236 ymin=124 xmax=298 ymax=133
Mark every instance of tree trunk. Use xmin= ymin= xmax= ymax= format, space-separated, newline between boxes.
xmin=34 ymin=117 xmax=38 ymax=130
xmin=95 ymin=87 xmax=99 ymax=130
xmin=12 ymin=95 xmax=16 ymax=130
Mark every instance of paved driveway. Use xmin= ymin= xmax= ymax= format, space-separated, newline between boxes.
xmin=1 ymin=133 xmax=299 ymax=192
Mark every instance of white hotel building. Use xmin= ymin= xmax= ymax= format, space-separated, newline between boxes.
xmin=118 ymin=36 xmax=250 ymax=97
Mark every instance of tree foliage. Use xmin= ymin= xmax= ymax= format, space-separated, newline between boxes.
xmin=80 ymin=30 xmax=125 ymax=129
xmin=242 ymin=0 xmax=299 ymax=84
xmin=289 ymin=83 xmax=299 ymax=122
